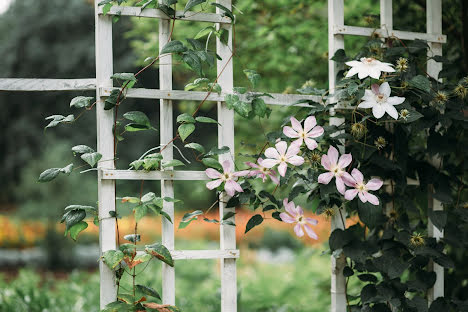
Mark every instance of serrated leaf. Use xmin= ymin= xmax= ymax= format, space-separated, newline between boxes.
xmin=70 ymin=96 xmax=94 ymax=109
xmin=245 ymin=214 xmax=263 ymax=233
xmin=185 ymin=143 xmax=205 ymax=154
xmin=160 ymin=40 xmax=187 ymax=55
xmin=162 ymin=159 xmax=185 ymax=168
xmin=145 ymin=243 xmax=174 ymax=267
xmin=81 ymin=152 xmax=102 ymax=167
xmin=102 ymin=250 xmax=124 ymax=270
xmin=68 ymin=221 xmax=88 ymax=241
xmin=178 ymin=123 xmax=195 ymax=142
xmin=195 ymin=116 xmax=219 ymax=124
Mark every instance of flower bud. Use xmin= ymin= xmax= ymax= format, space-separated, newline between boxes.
xmin=454 ymin=84 xmax=467 ymax=99
xmin=399 ymin=109 xmax=410 ymax=121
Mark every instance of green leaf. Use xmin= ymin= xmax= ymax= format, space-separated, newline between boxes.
xmin=177 ymin=113 xmax=196 ymax=124
xmin=102 ymin=250 xmax=124 ymax=270
xmin=245 ymin=214 xmax=263 ymax=233
xmin=81 ymin=152 xmax=102 ymax=167
xmin=134 ymin=205 xmax=148 ymax=223
xmin=160 ymin=211 xmax=173 ymax=223
xmin=409 ymin=75 xmax=431 ymax=93
xmin=206 ymin=146 xmax=230 ymax=156
xmin=72 ymin=145 xmax=95 ymax=155
xmin=182 ymin=50 xmax=203 ymax=76
xmin=400 ymin=108 xmax=423 ymax=123
xmin=136 ymin=285 xmax=161 ymax=300
xmin=162 ymin=159 xmax=185 ymax=168
xmin=208 ymin=83 xmax=222 ymax=94
xmin=195 ymin=116 xmax=219 ymax=124
xmin=357 ymin=200 xmax=386 ymax=228
xmin=184 ymin=0 xmax=206 ymax=12
xmin=182 ymin=210 xmax=203 ymax=222
xmin=104 ymin=89 xmax=120 ymax=110
xmin=123 ymin=111 xmax=153 ymax=132
xmin=185 ymin=77 xmax=210 ymax=90
xmin=145 ymin=243 xmax=174 ymax=267
xmin=211 ymin=3 xmax=235 ymax=21
xmin=252 ymin=98 xmax=268 ymax=117
xmin=234 ymin=86 xmax=247 ymax=94
xmin=63 ymin=209 xmax=87 ymax=230
xmin=102 ymin=3 xmax=113 ymax=15
xmin=225 ymin=94 xmax=251 ymax=118
xmin=45 ymin=114 xmax=75 ymax=129
xmin=185 ymin=142 xmax=205 ymax=154
xmin=123 ymin=234 xmax=141 ymax=243
xmin=215 ymin=28 xmax=229 ymax=45
xmin=160 ymin=40 xmax=187 ymax=54
xmin=194 ymin=26 xmax=215 ymax=39
xmin=331 ymin=49 xmax=348 ymax=63
xmin=64 ymin=205 xmax=96 ymax=213
xmin=68 ymin=221 xmax=88 ymax=241
xmin=59 ymin=164 xmax=74 ymax=175
xmin=243 ymin=69 xmax=261 ymax=89
xmin=360 ymin=284 xmax=377 ymax=304
xmin=38 ymin=168 xmax=61 ymax=182
xmin=111 ymin=73 xmax=137 ymax=81
xmin=222 ymin=211 xmax=236 ymax=220
xmin=70 ymin=96 xmax=94 ymax=109
xmin=202 ymin=157 xmax=222 ymax=170
xmin=428 ymin=210 xmax=447 ymax=232
xmin=178 ymin=123 xmax=195 ymax=142
xmin=329 ymin=229 xmax=351 ymax=251
xmin=101 ymin=301 xmax=134 ymax=312
xmin=122 ymin=196 xmax=141 ymax=204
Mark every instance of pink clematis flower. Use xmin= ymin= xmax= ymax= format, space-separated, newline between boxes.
xmin=318 ymin=146 xmax=353 ymax=195
xmin=343 ymin=168 xmax=383 ymax=205
xmin=262 ymin=141 xmax=304 ymax=177
xmin=205 ymin=160 xmax=249 ymax=197
xmin=283 ymin=116 xmax=324 ymax=150
xmin=245 ymin=158 xmax=279 ymax=185
xmin=280 ymin=198 xmax=318 ymax=239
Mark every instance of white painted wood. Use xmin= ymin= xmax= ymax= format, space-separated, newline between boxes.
xmin=136 ymin=249 xmax=240 ymax=260
xmin=216 ymin=1 xmax=236 ymax=310
xmin=333 ymin=25 xmax=446 ymax=43
xmin=158 ymin=11 xmax=176 ymax=306
xmin=100 ymin=87 xmax=323 ymax=107
xmin=99 ymin=6 xmax=231 ymax=24
xmin=328 ymin=0 xmax=344 ymax=96
xmin=427 ymin=0 xmax=444 ymax=303
xmin=0 ymin=78 xmax=96 ymax=91
xmin=100 ymin=169 xmax=209 ymax=181
xmin=95 ymin=0 xmax=117 ymax=308
xmin=380 ymin=0 xmax=393 ymax=33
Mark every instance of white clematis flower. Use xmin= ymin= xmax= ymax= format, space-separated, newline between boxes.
xmin=358 ymin=82 xmax=405 ymax=119
xmin=345 ymin=57 xmax=395 ymax=80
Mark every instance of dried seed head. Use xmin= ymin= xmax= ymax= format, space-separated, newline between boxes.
xmin=310 ymin=151 xmax=322 ymax=164
xmin=434 ymin=91 xmax=448 ymax=104
xmin=301 ymin=80 xmax=315 ymax=88
xmin=454 ymin=84 xmax=467 ymax=99
xmin=374 ymin=136 xmax=387 ymax=150
xmin=323 ymin=207 xmax=336 ymax=219
xmin=388 ymin=210 xmax=398 ymax=221
xmin=399 ymin=109 xmax=410 ymax=121
xmin=396 ymin=57 xmax=408 ymax=72
xmin=351 ymin=123 xmax=367 ymax=139
xmin=410 ymin=233 xmax=425 ymax=247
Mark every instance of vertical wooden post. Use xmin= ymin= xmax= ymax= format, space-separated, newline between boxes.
xmin=380 ymin=0 xmax=393 ymax=33
xmin=216 ymin=1 xmax=236 ymax=311
xmin=328 ymin=0 xmax=344 ymax=94
xmin=426 ymin=0 xmax=444 ymax=303
xmin=159 ymin=10 xmax=176 ymax=305
xmin=95 ymin=1 xmax=117 ymax=308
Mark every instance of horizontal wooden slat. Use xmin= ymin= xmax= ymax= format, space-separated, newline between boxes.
xmin=136 ymin=249 xmax=240 ymax=260
xmin=0 ymin=78 xmax=96 ymax=91
xmin=334 ymin=25 xmax=446 ymax=43
xmin=100 ymin=87 xmax=323 ymax=107
xmin=99 ymin=6 xmax=231 ymax=24
xmin=100 ymin=169 xmax=209 ymax=181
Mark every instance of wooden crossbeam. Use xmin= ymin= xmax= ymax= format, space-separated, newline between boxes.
xmin=136 ymin=249 xmax=240 ymax=260
xmin=100 ymin=169 xmax=209 ymax=181
xmin=0 ymin=78 xmax=96 ymax=91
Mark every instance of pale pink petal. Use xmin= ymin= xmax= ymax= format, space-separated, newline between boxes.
xmin=379 ymin=82 xmax=391 ymax=97
xmin=280 ymin=212 xmax=296 ymax=223
xmin=245 ymin=162 xmax=259 ymax=169
xmin=286 ymin=143 xmax=300 ymax=157
xmin=304 ymin=138 xmax=318 ymax=151
xmin=275 ymin=141 xmax=288 ymax=156
xmin=365 ymin=192 xmax=380 ymax=205
xmin=341 ymin=172 xmax=353 ymax=183
xmin=318 ymin=172 xmax=334 ymax=184
xmin=233 ymin=170 xmax=250 ymax=177
xmin=225 ymin=180 xmax=242 ymax=196
xmin=308 ymin=126 xmax=324 ymax=138
xmin=342 ymin=174 xmax=356 ymax=187
xmin=384 ymin=104 xmax=399 ymax=120
xmin=358 ymin=191 xmax=368 ymax=203
xmin=284 ymin=200 xmax=297 ymax=216
xmin=283 ymin=126 xmax=299 ymax=138
xmin=268 ymin=172 xmax=279 ymax=185
xmin=387 ymin=96 xmax=405 ymax=105
xmin=338 ymin=154 xmax=352 ymax=168
xmin=287 ymin=155 xmax=304 ymax=166
xmin=371 ymin=84 xmax=380 ymax=95
xmin=304 ymin=224 xmax=318 ymax=240
xmin=350 ymin=168 xmax=364 ymax=184
xmin=261 ymin=158 xmax=279 ymax=168
xmin=294 ymin=224 xmax=304 ymax=237
xmin=306 ymin=218 xmax=318 ymax=225
xmin=296 ymin=205 xmax=304 ymax=216
xmin=278 ymin=162 xmax=288 ymax=177
xmin=345 ymin=189 xmax=359 ymax=201
xmin=335 ymin=176 xmax=346 ymax=195
xmin=292 ymin=138 xmax=303 ymax=148
xmin=321 ymin=154 xmax=331 ymax=170
xmin=372 ymin=104 xmax=386 ymax=119
xmin=221 ymin=160 xmax=232 ymax=173
xmin=303 ymin=116 xmax=317 ymax=133
xmin=206 ymin=179 xmax=222 ymax=190
xmin=366 ymin=179 xmax=383 ymax=191
xmin=264 ymin=147 xmax=280 ymax=160
xmin=290 ymin=117 xmax=303 ymax=132
xmin=327 ymin=146 xmax=339 ymax=166
xmin=205 ymin=168 xmax=222 ymax=179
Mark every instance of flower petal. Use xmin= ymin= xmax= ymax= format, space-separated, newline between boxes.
xmin=338 ymin=153 xmax=352 ymax=168
xmin=294 ymin=224 xmax=304 ymax=237
xmin=383 ymin=103 xmax=399 ymax=120
xmin=268 ymin=173 xmax=280 ymax=185
xmin=345 ymin=60 xmax=362 ymax=67
xmin=290 ymin=117 xmax=303 ymax=132
xmin=225 ymin=180 xmax=242 ymax=196
xmin=327 ymin=146 xmax=339 ymax=166
xmin=296 ymin=205 xmax=304 ymax=216
xmin=379 ymin=82 xmax=391 ymax=97
xmin=358 ymin=67 xmax=371 ymax=79
xmin=284 ymin=199 xmax=297 ymax=216
xmin=369 ymin=67 xmax=381 ymax=79
xmin=362 ymin=89 xmax=375 ymax=101
xmin=351 ymin=168 xmax=364 ymax=184
xmin=206 ymin=179 xmax=222 ymax=190
xmin=264 ymin=147 xmax=280 ymax=159
xmin=283 ymin=126 xmax=299 ymax=138
xmin=306 ymin=218 xmax=318 ymax=225
xmin=286 ymin=143 xmax=300 ymax=157
xmin=379 ymin=63 xmax=395 ymax=73
xmin=245 ymin=161 xmax=259 ymax=169
xmin=372 ymin=104 xmax=386 ymax=119
xmin=342 ymin=173 xmax=356 ymax=187
xmin=345 ymin=66 xmax=359 ymax=78
xmin=358 ymin=191 xmax=368 ymax=203
xmin=233 ymin=170 xmax=250 ymax=177
xmin=387 ymin=96 xmax=405 ymax=105
xmin=358 ymin=100 xmax=376 ymax=109
xmin=335 ymin=176 xmax=346 ymax=195
xmin=280 ymin=212 xmax=296 ymax=223
xmin=287 ymin=155 xmax=304 ymax=166
xmin=261 ymin=158 xmax=279 ymax=168
xmin=304 ymin=138 xmax=318 ymax=151
xmin=278 ymin=162 xmax=288 ymax=177
xmin=318 ymin=172 xmax=334 ymax=184
xmin=345 ymin=189 xmax=359 ymax=201
xmin=303 ymin=116 xmax=317 ymax=133
xmin=321 ymin=154 xmax=331 ymax=170
xmin=304 ymin=224 xmax=318 ymax=240
xmin=366 ymin=178 xmax=383 ymax=191
xmin=221 ymin=160 xmax=232 ymax=173
xmin=205 ymin=168 xmax=222 ymax=179
xmin=275 ymin=141 xmax=288 ymax=156
xmin=365 ymin=192 xmax=380 ymax=205
xmin=308 ymin=126 xmax=324 ymax=138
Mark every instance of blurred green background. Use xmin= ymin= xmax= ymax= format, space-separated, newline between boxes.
xmin=0 ymin=0 xmax=466 ymax=311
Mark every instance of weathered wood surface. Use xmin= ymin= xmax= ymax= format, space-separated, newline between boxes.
xmin=136 ymin=249 xmax=240 ymax=260
xmin=0 ymin=78 xmax=96 ymax=91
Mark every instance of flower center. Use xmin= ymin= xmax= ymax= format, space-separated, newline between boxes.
xmin=296 ymin=215 xmax=306 ymax=225
xmin=332 ymin=166 xmax=342 ymax=176
xmin=362 ymin=57 xmax=376 ymax=65
xmin=280 ymin=155 xmax=287 ymax=162
xmin=357 ymin=183 xmax=366 ymax=192
xmin=260 ymin=167 xmax=268 ymax=173
xmin=376 ymin=93 xmax=386 ymax=102
xmin=222 ymin=172 xmax=232 ymax=181
xmin=300 ymin=131 xmax=306 ymax=138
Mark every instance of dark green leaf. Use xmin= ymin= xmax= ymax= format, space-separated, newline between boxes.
xmin=162 ymin=159 xmax=185 ymax=168
xmin=123 ymin=234 xmax=141 ymax=243
xmin=135 ymin=285 xmax=161 ymax=300
xmin=202 ymin=157 xmax=222 ymax=170
xmin=102 ymin=250 xmax=124 ymax=270
xmin=184 ymin=0 xmax=206 ymax=12
xmin=185 ymin=143 xmax=205 ymax=154
xmin=72 ymin=145 xmax=95 ymax=155
xmin=178 ymin=123 xmax=195 ymax=142
xmin=243 ymin=69 xmax=261 ymax=89
xmin=177 ymin=113 xmax=196 ymax=124
xmin=145 ymin=243 xmax=174 ymax=267
xmin=160 ymin=40 xmax=187 ymax=54
xmin=81 ymin=152 xmax=102 ymax=167
xmin=70 ymin=96 xmax=94 ymax=109
xmin=111 ymin=73 xmax=137 ymax=81
xmin=409 ymin=75 xmax=431 ymax=93
xmin=195 ymin=116 xmax=219 ymax=124
xmin=45 ymin=114 xmax=75 ymax=129
xmin=211 ymin=3 xmax=234 ymax=21
xmin=245 ymin=214 xmax=263 ymax=233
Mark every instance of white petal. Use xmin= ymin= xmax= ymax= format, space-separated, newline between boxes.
xmin=345 ymin=66 xmax=359 ymax=78
xmin=379 ymin=82 xmax=391 ymax=97
xmin=369 ymin=67 xmax=381 ymax=79
xmin=387 ymin=96 xmax=405 ymax=105
xmin=264 ymin=147 xmax=280 ymax=159
xmin=358 ymin=100 xmax=376 ymax=109
xmin=372 ymin=104 xmax=386 ymax=119
xmin=345 ymin=60 xmax=362 ymax=67
xmin=384 ymin=104 xmax=399 ymax=120
xmin=358 ymin=67 xmax=370 ymax=79
xmin=362 ymin=89 xmax=375 ymax=101
xmin=275 ymin=141 xmax=288 ymax=155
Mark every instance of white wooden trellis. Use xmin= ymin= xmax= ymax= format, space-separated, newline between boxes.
xmin=0 ymin=0 xmax=446 ymax=311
